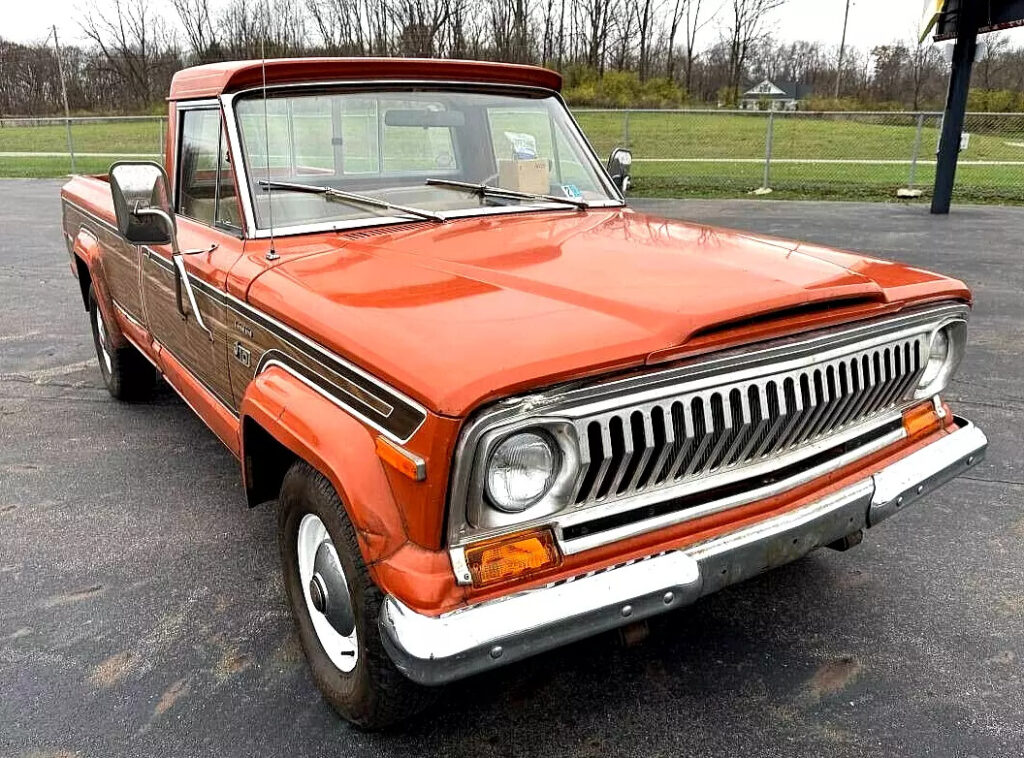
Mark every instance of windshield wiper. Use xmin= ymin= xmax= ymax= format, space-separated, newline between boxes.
xmin=258 ymin=179 xmax=446 ymax=223
xmin=425 ymin=178 xmax=589 ymax=210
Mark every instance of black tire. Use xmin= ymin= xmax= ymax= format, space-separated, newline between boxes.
xmin=88 ymin=286 xmax=155 ymax=401
xmin=277 ymin=461 xmax=435 ymax=729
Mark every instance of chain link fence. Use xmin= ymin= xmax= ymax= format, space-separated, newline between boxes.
xmin=3 ymin=109 xmax=1024 ymax=203
xmin=576 ymin=109 xmax=1024 ymax=203
xmin=0 ymin=115 xmax=166 ymax=177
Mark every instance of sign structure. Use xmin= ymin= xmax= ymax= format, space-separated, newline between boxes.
xmin=931 ymin=0 xmax=1024 ymax=40
xmin=920 ymin=0 xmax=946 ymax=42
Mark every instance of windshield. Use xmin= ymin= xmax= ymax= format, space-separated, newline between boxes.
xmin=234 ymin=87 xmax=619 ymax=230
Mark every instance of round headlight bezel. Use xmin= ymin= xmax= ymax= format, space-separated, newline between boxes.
xmin=484 ymin=430 xmax=561 ymax=513
xmin=914 ymin=320 xmax=965 ymax=399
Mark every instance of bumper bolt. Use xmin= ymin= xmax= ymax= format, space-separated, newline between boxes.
xmin=916 ymin=485 xmax=924 ymax=494
xmin=621 ymin=604 xmax=633 ymax=617
xmin=663 ymin=592 xmax=674 ymax=605
xmin=489 ymin=645 xmax=503 ymax=660
xmin=967 ymin=456 xmax=975 ymax=465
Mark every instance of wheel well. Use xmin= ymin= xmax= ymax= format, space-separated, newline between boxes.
xmin=75 ymin=255 xmax=92 ymax=311
xmin=242 ymin=417 xmax=299 ymax=507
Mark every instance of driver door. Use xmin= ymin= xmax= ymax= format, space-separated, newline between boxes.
xmin=141 ymin=105 xmax=242 ymax=413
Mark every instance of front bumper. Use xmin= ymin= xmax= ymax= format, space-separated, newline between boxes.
xmin=380 ymin=417 xmax=987 ymax=686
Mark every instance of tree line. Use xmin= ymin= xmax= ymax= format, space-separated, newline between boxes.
xmin=3 ymin=0 xmax=1024 ymax=116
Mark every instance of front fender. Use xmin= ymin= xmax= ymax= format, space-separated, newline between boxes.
xmin=240 ymin=366 xmax=407 ymax=561
xmin=239 ymin=366 xmax=467 ymax=613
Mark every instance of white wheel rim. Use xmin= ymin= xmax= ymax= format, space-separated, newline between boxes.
xmin=297 ymin=513 xmax=358 ymax=672
xmin=94 ymin=307 xmax=113 ymax=375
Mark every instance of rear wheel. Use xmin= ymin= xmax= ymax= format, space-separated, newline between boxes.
xmin=88 ymin=286 xmax=155 ymax=401
xmin=277 ymin=461 xmax=434 ymax=729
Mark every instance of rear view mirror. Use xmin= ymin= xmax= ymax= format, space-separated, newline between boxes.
xmin=383 ymin=109 xmax=466 ymax=128
xmin=607 ymin=147 xmax=632 ymax=193
xmin=109 ymin=161 xmax=176 ymax=245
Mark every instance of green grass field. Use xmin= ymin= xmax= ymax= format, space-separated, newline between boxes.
xmin=4 ymin=111 xmax=1024 ymax=203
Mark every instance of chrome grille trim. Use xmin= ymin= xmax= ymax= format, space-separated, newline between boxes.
xmin=569 ymin=337 xmax=925 ymax=509
xmin=447 ymin=302 xmax=970 ymax=552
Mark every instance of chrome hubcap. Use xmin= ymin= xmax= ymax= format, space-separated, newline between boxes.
xmin=94 ymin=307 xmax=112 ymax=375
xmin=297 ymin=513 xmax=358 ymax=672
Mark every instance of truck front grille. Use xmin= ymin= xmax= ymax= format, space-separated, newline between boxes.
xmin=570 ymin=335 xmax=925 ymax=508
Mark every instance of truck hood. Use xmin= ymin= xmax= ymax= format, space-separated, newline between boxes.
xmin=246 ymin=208 xmax=969 ymax=416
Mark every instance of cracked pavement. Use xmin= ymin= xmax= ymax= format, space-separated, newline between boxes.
xmin=1 ymin=180 xmax=1022 ymax=756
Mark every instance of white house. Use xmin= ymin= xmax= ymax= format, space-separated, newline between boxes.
xmin=739 ymin=79 xmax=813 ymax=111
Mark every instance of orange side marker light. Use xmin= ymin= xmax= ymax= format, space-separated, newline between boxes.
xmin=375 ymin=436 xmax=426 ymax=481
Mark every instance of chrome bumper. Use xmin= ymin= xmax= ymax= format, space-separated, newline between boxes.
xmin=380 ymin=417 xmax=987 ymax=686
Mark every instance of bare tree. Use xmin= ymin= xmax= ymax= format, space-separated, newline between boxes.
xmin=172 ymin=0 xmax=221 ymax=62
xmin=388 ymin=0 xmax=454 ymax=57
xmin=626 ymin=0 xmax=659 ymax=80
xmin=977 ymin=32 xmax=1010 ymax=90
xmin=666 ymin=0 xmax=715 ymax=93
xmin=576 ymin=0 xmax=617 ymax=71
xmin=907 ymin=34 xmax=943 ymax=109
xmin=723 ymin=0 xmax=785 ymax=103
xmin=488 ymin=0 xmax=531 ymax=62
xmin=80 ymin=0 xmax=178 ymax=107
xmin=306 ymin=0 xmax=371 ymax=54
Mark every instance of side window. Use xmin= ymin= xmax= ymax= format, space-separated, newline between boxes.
xmin=178 ymin=109 xmax=239 ymax=230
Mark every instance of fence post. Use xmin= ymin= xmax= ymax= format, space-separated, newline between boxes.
xmin=623 ymin=109 xmax=631 ymax=148
xmin=908 ymin=113 xmax=925 ymax=189
xmin=64 ymin=118 xmax=76 ymax=174
xmin=762 ymin=111 xmax=775 ymax=189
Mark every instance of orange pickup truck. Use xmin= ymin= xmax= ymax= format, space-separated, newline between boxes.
xmin=61 ymin=58 xmax=987 ymax=728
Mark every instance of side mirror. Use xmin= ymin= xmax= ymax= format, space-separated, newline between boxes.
xmin=109 ymin=160 xmax=211 ymax=340
xmin=607 ymin=147 xmax=632 ymax=194
xmin=109 ymin=161 xmax=176 ymax=246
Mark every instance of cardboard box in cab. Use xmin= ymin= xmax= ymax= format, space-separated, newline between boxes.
xmin=498 ymin=158 xmax=549 ymax=195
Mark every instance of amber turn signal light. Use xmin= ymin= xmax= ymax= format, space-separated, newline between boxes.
xmin=902 ymin=402 xmax=943 ymax=438
xmin=375 ymin=436 xmax=426 ymax=481
xmin=464 ymin=529 xmax=561 ymax=588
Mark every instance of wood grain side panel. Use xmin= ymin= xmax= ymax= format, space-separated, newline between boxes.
xmin=63 ymin=203 xmax=146 ymax=321
xmin=142 ymin=252 xmax=237 ymax=412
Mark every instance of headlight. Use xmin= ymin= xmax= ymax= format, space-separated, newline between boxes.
xmin=919 ymin=328 xmax=949 ymax=388
xmin=485 ymin=431 xmax=560 ymax=512
xmin=915 ymin=322 xmax=965 ymax=399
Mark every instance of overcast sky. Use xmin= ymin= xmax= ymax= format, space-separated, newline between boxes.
xmin=4 ymin=0 xmax=1022 ymax=50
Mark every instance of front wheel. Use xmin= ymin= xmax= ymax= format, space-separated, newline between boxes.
xmin=277 ymin=461 xmax=434 ymax=729
xmin=88 ymin=286 xmax=155 ymax=401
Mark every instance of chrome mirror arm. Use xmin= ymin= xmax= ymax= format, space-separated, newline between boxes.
xmin=170 ymin=254 xmax=213 ymax=340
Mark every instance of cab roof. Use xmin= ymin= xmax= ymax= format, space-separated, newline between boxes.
xmin=168 ymin=57 xmax=563 ymax=100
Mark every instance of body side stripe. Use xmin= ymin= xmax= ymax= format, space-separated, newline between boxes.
xmin=63 ymin=198 xmax=427 ymax=441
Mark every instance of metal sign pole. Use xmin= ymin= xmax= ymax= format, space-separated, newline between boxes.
xmin=931 ymin=3 xmax=979 ymax=214
xmin=51 ymin=25 xmax=76 ymax=174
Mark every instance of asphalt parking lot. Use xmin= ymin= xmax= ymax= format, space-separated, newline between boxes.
xmin=1 ymin=180 xmax=1022 ymax=757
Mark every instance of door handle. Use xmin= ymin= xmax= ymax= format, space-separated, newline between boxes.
xmin=172 ymin=253 xmax=214 ymax=341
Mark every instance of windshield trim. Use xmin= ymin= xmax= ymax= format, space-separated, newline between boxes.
xmin=246 ymin=199 xmax=624 ymax=240
xmin=221 ymin=82 xmax=625 ymax=239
